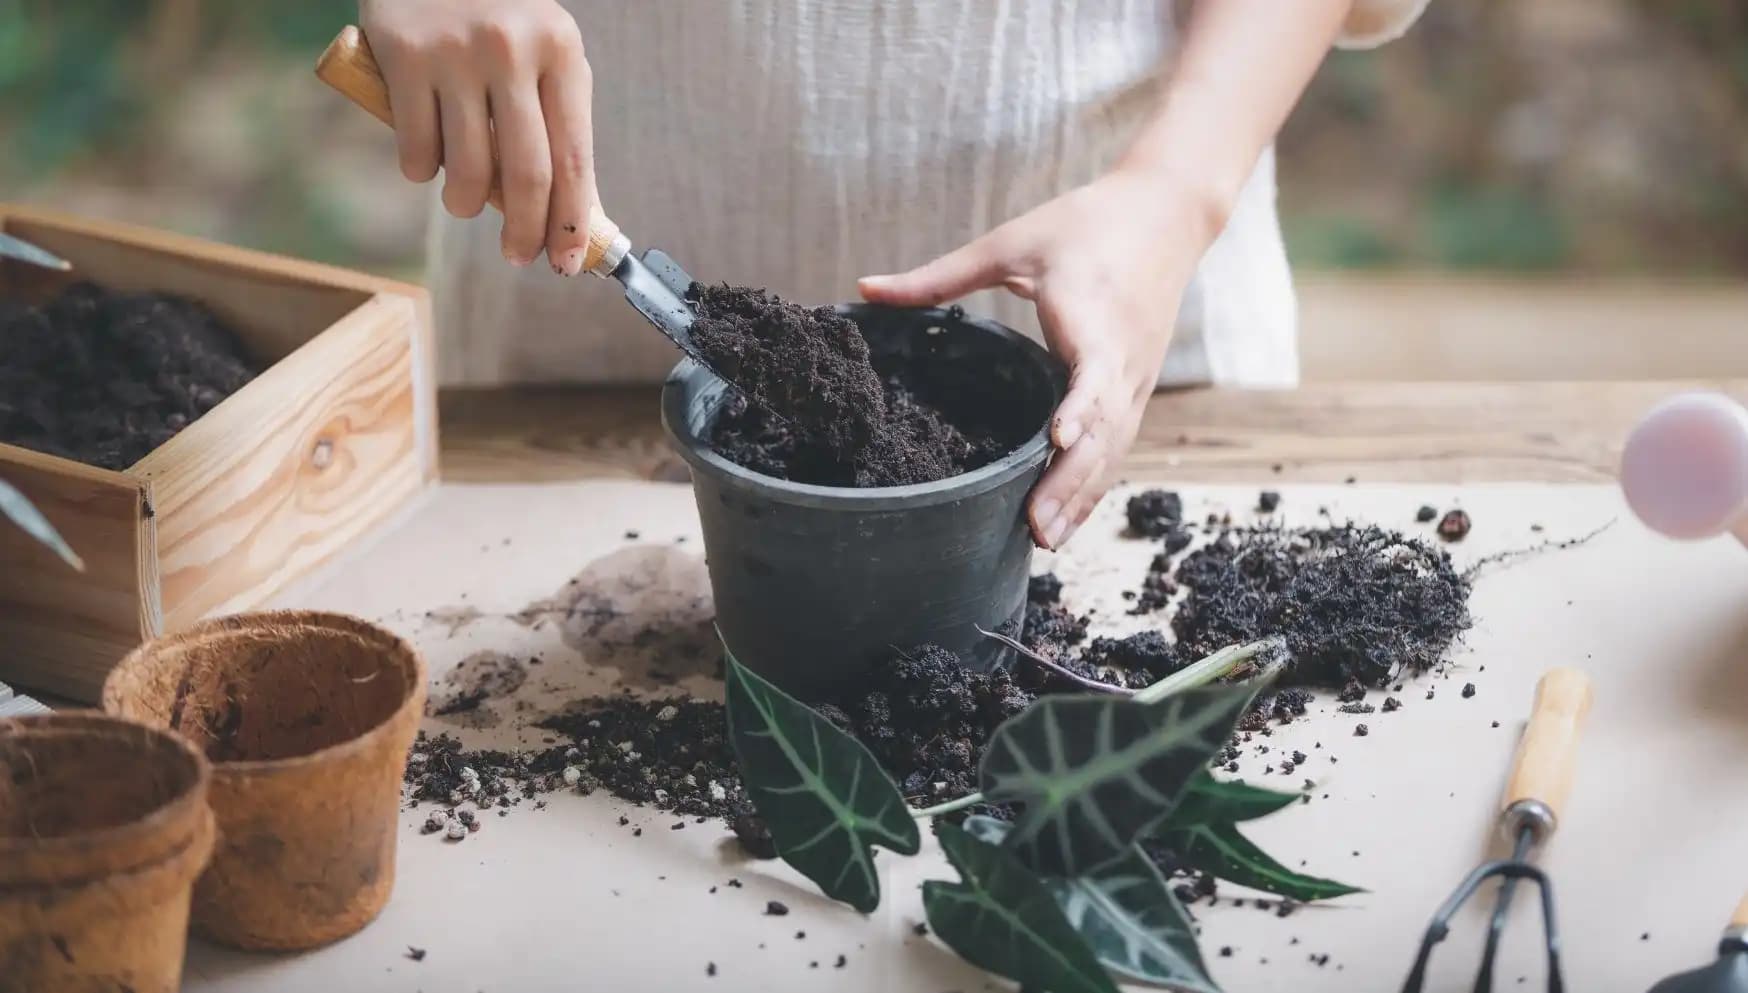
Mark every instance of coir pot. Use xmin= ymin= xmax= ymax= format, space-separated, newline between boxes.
xmin=662 ymin=303 xmax=1065 ymax=698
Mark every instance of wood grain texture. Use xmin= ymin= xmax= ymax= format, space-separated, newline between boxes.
xmin=436 ymin=380 xmax=1748 ymax=485
xmin=1299 ymin=273 xmax=1748 ymax=382
xmin=1502 ymin=667 xmax=1594 ymax=827
xmin=138 ymin=295 xmax=428 ymax=628
xmin=0 ymin=447 xmax=153 ymax=700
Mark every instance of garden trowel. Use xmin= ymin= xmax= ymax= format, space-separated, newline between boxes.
xmin=1646 ymin=897 xmax=1748 ymax=993
xmin=314 ymin=26 xmax=716 ymax=378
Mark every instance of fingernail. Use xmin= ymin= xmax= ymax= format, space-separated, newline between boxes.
xmin=1055 ymin=417 xmax=1083 ymax=450
xmin=1033 ymin=498 xmax=1063 ymax=547
xmin=504 ymin=250 xmax=532 ymax=267
xmin=1044 ymin=512 xmax=1071 ymax=550
xmin=561 ymin=248 xmax=585 ymax=277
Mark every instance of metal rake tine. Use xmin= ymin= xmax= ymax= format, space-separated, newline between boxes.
xmin=1401 ymin=860 xmax=1565 ymax=993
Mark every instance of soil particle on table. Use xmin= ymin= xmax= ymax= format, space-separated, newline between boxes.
xmin=1126 ymin=489 xmax=1185 ymax=537
xmin=1027 ymin=573 xmax=1064 ymax=605
xmin=765 ymin=900 xmax=790 ymax=916
xmin=1416 ymin=505 xmax=1439 ymax=523
xmin=690 ymin=284 xmax=1025 ymax=488
xmin=0 ymin=281 xmax=260 ymax=469
xmin=1257 ymin=490 xmax=1282 ymax=513
xmin=1437 ymin=509 xmax=1473 ymax=542
xmin=1461 ymin=682 xmax=1477 ymax=698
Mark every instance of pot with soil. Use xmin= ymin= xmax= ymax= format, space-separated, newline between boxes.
xmin=1 ymin=713 xmax=215 ymax=993
xmin=101 ymin=611 xmax=426 ymax=950
xmin=663 ymin=301 xmax=1064 ymax=698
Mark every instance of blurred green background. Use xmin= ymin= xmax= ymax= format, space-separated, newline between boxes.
xmin=4 ymin=0 xmax=1745 ymax=281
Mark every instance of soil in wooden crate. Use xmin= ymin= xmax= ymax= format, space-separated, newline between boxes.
xmin=0 ymin=282 xmax=260 ymax=469
xmin=687 ymin=283 xmax=1027 ymax=487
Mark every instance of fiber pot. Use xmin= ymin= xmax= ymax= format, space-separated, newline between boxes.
xmin=662 ymin=303 xmax=1065 ymax=698
xmin=0 ymin=713 xmax=215 ymax=993
xmin=101 ymin=611 xmax=426 ymax=951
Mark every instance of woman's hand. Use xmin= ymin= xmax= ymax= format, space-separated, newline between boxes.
xmin=858 ymin=167 xmax=1225 ymax=550
xmin=359 ymin=0 xmax=598 ymax=274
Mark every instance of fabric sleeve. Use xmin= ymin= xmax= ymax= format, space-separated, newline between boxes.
xmin=1335 ymin=0 xmax=1432 ymax=50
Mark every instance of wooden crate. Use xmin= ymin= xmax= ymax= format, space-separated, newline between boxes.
xmin=0 ymin=204 xmax=439 ymax=701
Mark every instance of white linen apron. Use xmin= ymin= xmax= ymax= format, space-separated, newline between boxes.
xmin=427 ymin=0 xmax=1427 ymax=388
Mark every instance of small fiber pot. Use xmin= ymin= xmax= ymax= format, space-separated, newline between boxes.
xmin=662 ymin=304 xmax=1065 ymax=698
xmin=1 ymin=713 xmax=215 ymax=993
xmin=102 ymin=611 xmax=426 ymax=951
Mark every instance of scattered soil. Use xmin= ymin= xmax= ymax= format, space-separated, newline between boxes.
xmin=0 ymin=281 xmax=259 ymax=468
xmin=821 ymin=645 xmax=1032 ymax=813
xmin=1170 ymin=523 xmax=1473 ymax=689
xmin=1126 ymin=489 xmax=1185 ymax=537
xmin=690 ymin=285 xmax=1024 ymax=487
xmin=1438 ymin=509 xmax=1473 ymax=542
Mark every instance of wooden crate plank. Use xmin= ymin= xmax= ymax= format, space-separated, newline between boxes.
xmin=0 ymin=447 xmax=153 ymax=700
xmin=136 ymin=294 xmax=431 ymax=627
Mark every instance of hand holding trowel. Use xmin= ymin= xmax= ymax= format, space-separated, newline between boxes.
xmin=315 ymin=26 xmax=717 ymax=377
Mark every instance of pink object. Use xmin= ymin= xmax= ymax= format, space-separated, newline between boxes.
xmin=1619 ymin=392 xmax=1748 ymax=545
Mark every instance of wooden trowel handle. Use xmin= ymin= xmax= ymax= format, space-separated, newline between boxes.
xmin=315 ymin=25 xmax=625 ymax=275
xmin=1731 ymin=891 xmax=1748 ymax=929
xmin=1502 ymin=667 xmax=1594 ymax=832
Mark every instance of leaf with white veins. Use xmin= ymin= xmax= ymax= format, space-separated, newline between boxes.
xmin=1169 ymin=769 xmax=1301 ymax=829
xmin=965 ymin=816 xmax=1219 ymax=992
xmin=724 ymin=649 xmax=919 ymax=912
xmin=0 ymin=478 xmax=83 ymax=571
xmin=924 ymin=821 xmax=1119 ymax=993
xmin=1165 ymin=821 xmax=1362 ymax=902
xmin=980 ymin=683 xmax=1259 ymax=876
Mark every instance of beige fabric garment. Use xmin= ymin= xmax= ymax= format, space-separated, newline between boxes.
xmin=427 ymin=0 xmax=1426 ymax=388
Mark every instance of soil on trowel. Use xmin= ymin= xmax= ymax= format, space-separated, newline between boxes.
xmin=687 ymin=284 xmax=1025 ymax=487
xmin=0 ymin=281 xmax=260 ymax=468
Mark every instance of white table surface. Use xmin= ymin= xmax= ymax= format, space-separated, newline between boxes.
xmin=176 ymin=481 xmax=1748 ymax=993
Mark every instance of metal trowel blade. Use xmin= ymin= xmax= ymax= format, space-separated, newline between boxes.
xmin=614 ymin=248 xmax=720 ymax=376
xmin=1648 ymin=950 xmax=1748 ymax=993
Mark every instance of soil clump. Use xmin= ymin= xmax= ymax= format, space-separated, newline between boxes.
xmin=0 ymin=281 xmax=259 ymax=468
xmin=688 ymin=284 xmax=1026 ymax=487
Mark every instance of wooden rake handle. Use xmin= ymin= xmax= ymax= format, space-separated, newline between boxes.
xmin=314 ymin=25 xmax=626 ymax=275
xmin=1501 ymin=667 xmax=1594 ymax=837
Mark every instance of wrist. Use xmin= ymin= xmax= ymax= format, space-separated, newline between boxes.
xmin=1103 ymin=158 xmax=1235 ymax=252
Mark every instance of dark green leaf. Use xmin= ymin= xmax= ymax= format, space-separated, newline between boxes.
xmin=924 ymin=821 xmax=1120 ymax=993
xmin=1168 ymin=769 xmax=1301 ymax=829
xmin=965 ymin=816 xmax=1219 ymax=992
xmin=980 ymin=684 xmax=1258 ymax=876
xmin=0 ymin=479 xmax=83 ymax=571
xmin=723 ymin=649 xmax=919 ymax=912
xmin=1164 ymin=821 xmax=1362 ymax=902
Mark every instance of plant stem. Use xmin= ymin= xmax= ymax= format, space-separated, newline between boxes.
xmin=910 ymin=636 xmax=1287 ymax=819
xmin=975 ymin=626 xmax=1133 ymax=696
xmin=912 ymin=793 xmax=985 ymax=819
xmin=1132 ymin=637 xmax=1283 ymax=705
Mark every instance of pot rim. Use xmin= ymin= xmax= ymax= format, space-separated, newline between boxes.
xmin=101 ymin=610 xmax=427 ymax=778
xmin=0 ymin=712 xmax=211 ymax=874
xmin=660 ymin=303 xmax=1066 ymax=511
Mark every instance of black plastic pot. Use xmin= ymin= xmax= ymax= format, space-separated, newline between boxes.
xmin=661 ymin=304 xmax=1066 ymax=699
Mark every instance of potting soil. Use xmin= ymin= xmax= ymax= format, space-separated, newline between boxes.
xmin=0 ymin=281 xmax=259 ymax=469
xmin=403 ymin=488 xmax=1476 ymax=938
xmin=687 ymin=283 xmax=1023 ymax=487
